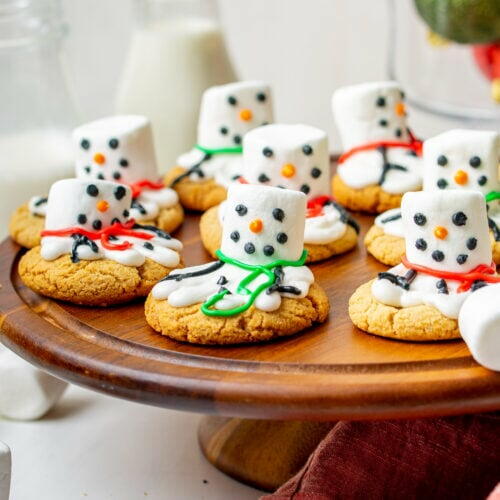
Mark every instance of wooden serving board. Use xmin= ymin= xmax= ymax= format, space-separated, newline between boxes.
xmin=0 ymin=206 xmax=499 ymax=421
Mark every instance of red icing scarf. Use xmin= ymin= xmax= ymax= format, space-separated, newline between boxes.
xmin=128 ymin=179 xmax=164 ymax=199
xmin=401 ymin=255 xmax=500 ymax=293
xmin=41 ymin=219 xmax=154 ymax=251
xmin=338 ymin=130 xmax=423 ymax=164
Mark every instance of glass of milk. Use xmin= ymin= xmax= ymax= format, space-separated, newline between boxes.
xmin=115 ymin=0 xmax=237 ymax=172
xmin=0 ymin=0 xmax=78 ymax=239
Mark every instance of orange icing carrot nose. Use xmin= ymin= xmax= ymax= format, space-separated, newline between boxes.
xmin=434 ymin=226 xmax=448 ymax=240
xmin=454 ymin=170 xmax=469 ymax=185
xmin=395 ymin=102 xmax=406 ymax=116
xmin=96 ymin=200 xmax=109 ymax=212
xmin=93 ymin=153 xmax=106 ymax=165
xmin=249 ymin=219 xmax=263 ymax=233
xmin=281 ymin=163 xmax=296 ymax=178
xmin=239 ymin=109 xmax=253 ymax=121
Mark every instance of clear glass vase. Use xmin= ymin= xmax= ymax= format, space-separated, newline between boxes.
xmin=388 ymin=0 xmax=500 ymax=129
xmin=115 ymin=0 xmax=237 ymax=171
xmin=0 ymin=0 xmax=78 ymax=237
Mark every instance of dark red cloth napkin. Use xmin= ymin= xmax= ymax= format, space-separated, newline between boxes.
xmin=262 ymin=413 xmax=499 ymax=500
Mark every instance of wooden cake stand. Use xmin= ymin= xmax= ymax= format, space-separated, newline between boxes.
xmin=1 ymin=198 xmax=499 ymax=491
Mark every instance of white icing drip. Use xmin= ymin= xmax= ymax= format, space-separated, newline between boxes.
xmin=40 ymin=229 xmax=182 ymax=268
xmin=130 ymin=187 xmax=179 ymax=221
xmin=176 ymin=148 xmax=243 ymax=186
xmin=371 ymin=263 xmax=474 ymax=319
xmin=152 ymin=261 xmax=314 ymax=312
xmin=28 ymin=196 xmax=48 ymax=217
xmin=374 ymin=208 xmax=404 ymax=237
xmin=337 ymin=149 xmax=422 ymax=194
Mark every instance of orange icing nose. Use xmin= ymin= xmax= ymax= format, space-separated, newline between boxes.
xmin=454 ymin=170 xmax=468 ymax=185
xmin=93 ymin=153 xmax=106 ymax=165
xmin=96 ymin=200 xmax=109 ymax=212
xmin=395 ymin=102 xmax=406 ymax=116
xmin=249 ymin=219 xmax=263 ymax=233
xmin=281 ymin=163 xmax=296 ymax=178
xmin=239 ymin=109 xmax=253 ymax=121
xmin=434 ymin=226 xmax=448 ymax=240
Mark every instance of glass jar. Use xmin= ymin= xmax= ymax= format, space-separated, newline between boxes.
xmin=0 ymin=0 xmax=78 ymax=238
xmin=388 ymin=0 xmax=500 ymax=129
xmin=115 ymin=0 xmax=237 ymax=171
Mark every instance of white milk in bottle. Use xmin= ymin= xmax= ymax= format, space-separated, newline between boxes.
xmin=115 ymin=0 xmax=237 ymax=171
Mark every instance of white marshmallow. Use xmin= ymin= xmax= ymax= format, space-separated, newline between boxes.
xmin=220 ymin=184 xmax=306 ymax=265
xmin=0 ymin=346 xmax=67 ymax=420
xmin=0 ymin=441 xmax=10 ymax=500
xmin=197 ymin=81 xmax=274 ymax=149
xmin=73 ymin=115 xmax=158 ymax=184
xmin=243 ymin=124 xmax=330 ymax=200
xmin=44 ymin=178 xmax=132 ymax=232
xmin=332 ymin=81 xmax=410 ymax=150
xmin=402 ymin=191 xmax=491 ymax=273
xmin=459 ymin=283 xmax=500 ymax=371
xmin=423 ymin=129 xmax=500 ymax=195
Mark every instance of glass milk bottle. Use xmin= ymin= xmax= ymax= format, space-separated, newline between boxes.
xmin=115 ymin=0 xmax=237 ymax=172
xmin=0 ymin=0 xmax=77 ymax=238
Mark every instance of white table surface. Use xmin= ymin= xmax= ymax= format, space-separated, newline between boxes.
xmin=0 ymin=385 xmax=261 ymax=500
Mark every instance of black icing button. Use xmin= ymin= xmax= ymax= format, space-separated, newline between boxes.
xmin=395 ymin=128 xmax=402 ymax=137
xmin=263 ymin=245 xmax=275 ymax=256
xmin=469 ymin=156 xmax=481 ymax=168
xmin=437 ymin=155 xmax=448 ymax=166
xmin=437 ymin=178 xmax=448 ymax=189
xmin=119 ymin=158 xmax=129 ymax=167
xmin=230 ymin=231 xmax=240 ymax=242
xmin=262 ymin=147 xmax=273 ymax=157
xmin=276 ymin=232 xmax=288 ymax=244
xmin=113 ymin=171 xmax=121 ymax=180
xmin=415 ymin=238 xmax=427 ymax=250
xmin=456 ymin=254 xmax=468 ymax=265
xmin=273 ymin=208 xmax=285 ymax=222
xmin=311 ymin=167 xmax=321 ymax=178
xmin=258 ymin=173 xmax=270 ymax=183
xmin=109 ymin=138 xmax=119 ymax=149
xmin=123 ymin=209 xmax=129 ymax=218
xmin=376 ymin=96 xmax=386 ymax=107
xmin=86 ymin=184 xmax=99 ymax=197
xmin=233 ymin=135 xmax=242 ymax=145
xmin=478 ymin=176 xmax=487 ymax=186
xmin=413 ymin=213 xmax=426 ymax=226
xmin=81 ymin=138 xmax=90 ymax=150
xmin=92 ymin=220 xmax=102 ymax=230
xmin=244 ymin=242 xmax=255 ymax=254
xmin=77 ymin=214 xmax=87 ymax=224
xmin=432 ymin=250 xmax=445 ymax=262
xmin=379 ymin=119 xmax=388 ymax=127
xmin=97 ymin=173 xmax=105 ymax=180
xmin=452 ymin=211 xmax=467 ymax=226
xmin=220 ymin=126 xmax=228 ymax=135
xmin=227 ymin=95 xmax=237 ymax=106
xmin=84 ymin=166 xmax=91 ymax=174
xmin=300 ymin=184 xmax=310 ymax=195
xmin=235 ymin=204 xmax=247 ymax=216
xmin=256 ymin=92 xmax=266 ymax=102
xmin=467 ymin=237 xmax=477 ymax=250
xmin=114 ymin=186 xmax=127 ymax=200
xmin=302 ymin=144 xmax=313 ymax=156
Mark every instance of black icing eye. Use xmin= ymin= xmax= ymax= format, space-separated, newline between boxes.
xmin=413 ymin=213 xmax=426 ymax=226
xmin=123 ymin=209 xmax=129 ymax=218
xmin=395 ymin=128 xmax=402 ymax=137
xmin=97 ymin=173 xmax=105 ymax=180
xmin=437 ymin=179 xmax=448 ymax=189
xmin=144 ymin=242 xmax=154 ymax=250
xmin=235 ymin=204 xmax=247 ymax=216
xmin=233 ymin=135 xmax=242 ymax=145
xmin=469 ymin=156 xmax=481 ymax=168
xmin=467 ymin=237 xmax=477 ymax=250
xmin=227 ymin=95 xmax=237 ymax=106
xmin=111 ymin=217 xmax=120 ymax=225
xmin=108 ymin=138 xmax=119 ymax=149
xmin=92 ymin=220 xmax=102 ymax=230
xmin=119 ymin=158 xmax=128 ymax=167
xmin=230 ymin=231 xmax=240 ymax=242
xmin=300 ymin=184 xmax=310 ymax=195
xmin=84 ymin=166 xmax=91 ymax=174
xmin=77 ymin=214 xmax=87 ymax=224
xmin=273 ymin=208 xmax=285 ymax=222
xmin=456 ymin=254 xmax=468 ymax=265
xmin=276 ymin=232 xmax=288 ymax=244
xmin=302 ymin=144 xmax=313 ymax=156
xmin=432 ymin=250 xmax=445 ymax=262
xmin=220 ymin=126 xmax=228 ymax=135
xmin=311 ymin=167 xmax=322 ymax=178
xmin=376 ymin=96 xmax=386 ymax=107
xmin=114 ymin=186 xmax=127 ymax=200
xmin=263 ymin=245 xmax=275 ymax=256
xmin=113 ymin=171 xmax=121 ymax=180
xmin=478 ymin=176 xmax=487 ymax=186
xmin=415 ymin=238 xmax=427 ymax=250
xmin=244 ymin=242 xmax=255 ymax=254
xmin=262 ymin=147 xmax=273 ymax=157
xmin=80 ymin=138 xmax=90 ymax=150
xmin=258 ymin=173 xmax=270 ymax=183
xmin=437 ymin=155 xmax=448 ymax=166
xmin=86 ymin=184 xmax=98 ymax=197
xmin=379 ymin=119 xmax=388 ymax=127
xmin=256 ymin=92 xmax=266 ymax=102
xmin=452 ymin=211 xmax=467 ymax=226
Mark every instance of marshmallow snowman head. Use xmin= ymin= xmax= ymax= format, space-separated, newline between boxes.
xmin=197 ymin=81 xmax=274 ymax=149
xmin=332 ymin=81 xmax=410 ymax=150
xmin=243 ymin=124 xmax=330 ymax=199
xmin=220 ymin=184 xmax=306 ymax=265
xmin=45 ymin=179 xmax=132 ymax=231
xmin=402 ymin=191 xmax=491 ymax=273
xmin=423 ymin=129 xmax=500 ymax=195
xmin=73 ymin=115 xmax=158 ymax=185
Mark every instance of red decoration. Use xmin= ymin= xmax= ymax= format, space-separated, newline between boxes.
xmin=128 ymin=179 xmax=164 ymax=199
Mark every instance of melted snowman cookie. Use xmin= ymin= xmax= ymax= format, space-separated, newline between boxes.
xmin=146 ymin=184 xmax=329 ymax=344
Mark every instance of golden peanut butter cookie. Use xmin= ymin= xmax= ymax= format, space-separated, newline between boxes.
xmin=9 ymin=204 xmax=45 ymax=249
xmin=349 ymin=281 xmax=460 ymax=341
xmin=145 ymin=282 xmax=329 ymax=345
xmin=364 ymin=225 xmax=406 ymax=267
xmin=200 ymin=204 xmax=358 ymax=263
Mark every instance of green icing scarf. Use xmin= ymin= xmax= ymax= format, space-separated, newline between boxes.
xmin=195 ymin=144 xmax=243 ymax=155
xmin=485 ymin=191 xmax=500 ymax=203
